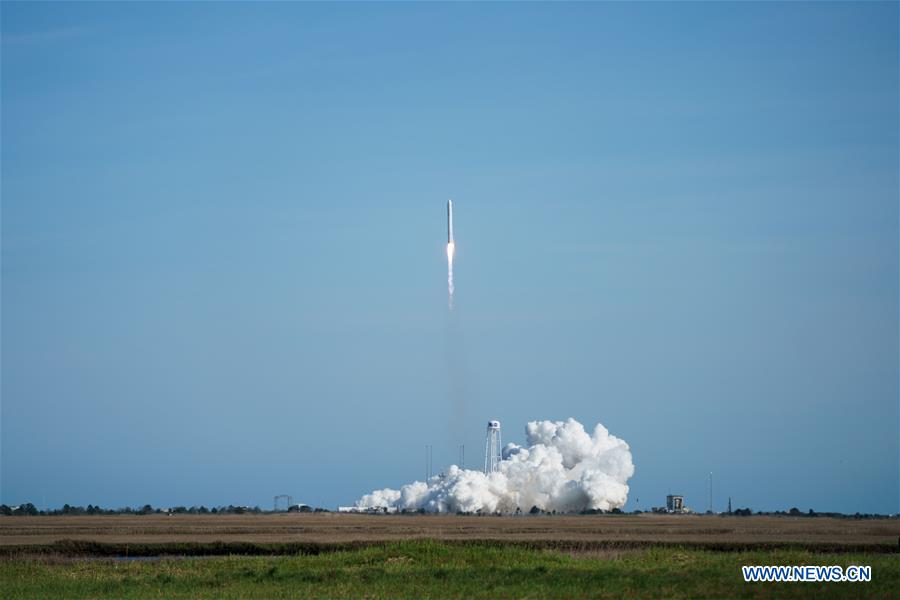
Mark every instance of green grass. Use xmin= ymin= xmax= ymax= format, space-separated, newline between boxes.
xmin=1 ymin=540 xmax=897 ymax=598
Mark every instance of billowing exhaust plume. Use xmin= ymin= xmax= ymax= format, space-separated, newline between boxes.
xmin=356 ymin=418 xmax=634 ymax=513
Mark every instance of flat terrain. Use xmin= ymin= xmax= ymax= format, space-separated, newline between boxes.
xmin=2 ymin=541 xmax=898 ymax=599
xmin=3 ymin=517 xmax=898 ymax=598
xmin=1 ymin=513 xmax=898 ymax=548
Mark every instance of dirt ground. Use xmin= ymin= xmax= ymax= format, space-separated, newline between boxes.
xmin=1 ymin=513 xmax=897 ymax=547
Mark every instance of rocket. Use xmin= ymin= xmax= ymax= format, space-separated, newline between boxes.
xmin=447 ymin=199 xmax=454 ymax=244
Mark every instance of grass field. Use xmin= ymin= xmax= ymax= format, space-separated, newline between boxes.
xmin=2 ymin=515 xmax=897 ymax=598
xmin=2 ymin=513 xmax=898 ymax=546
xmin=2 ymin=540 xmax=898 ymax=599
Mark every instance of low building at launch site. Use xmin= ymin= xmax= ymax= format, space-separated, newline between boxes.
xmin=337 ymin=506 xmax=397 ymax=514
xmin=667 ymin=495 xmax=684 ymax=513
xmin=652 ymin=495 xmax=692 ymax=514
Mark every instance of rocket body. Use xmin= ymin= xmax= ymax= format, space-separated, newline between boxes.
xmin=447 ymin=199 xmax=454 ymax=244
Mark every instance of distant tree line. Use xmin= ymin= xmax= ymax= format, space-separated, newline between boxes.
xmin=699 ymin=506 xmax=889 ymax=520
xmin=731 ymin=507 xmax=893 ymax=520
xmin=0 ymin=504 xmax=331 ymax=516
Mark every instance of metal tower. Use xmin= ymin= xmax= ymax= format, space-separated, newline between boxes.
xmin=484 ymin=420 xmax=502 ymax=474
xmin=273 ymin=495 xmax=293 ymax=512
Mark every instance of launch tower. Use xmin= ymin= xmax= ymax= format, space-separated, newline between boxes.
xmin=484 ymin=420 xmax=502 ymax=474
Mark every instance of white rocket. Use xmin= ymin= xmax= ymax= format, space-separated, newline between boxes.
xmin=447 ymin=199 xmax=454 ymax=244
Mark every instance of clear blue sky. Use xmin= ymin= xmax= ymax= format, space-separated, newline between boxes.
xmin=2 ymin=2 xmax=897 ymax=514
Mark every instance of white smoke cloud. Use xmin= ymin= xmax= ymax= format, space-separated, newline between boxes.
xmin=356 ymin=418 xmax=634 ymax=513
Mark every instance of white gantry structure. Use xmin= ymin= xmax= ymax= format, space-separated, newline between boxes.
xmin=484 ymin=420 xmax=502 ymax=474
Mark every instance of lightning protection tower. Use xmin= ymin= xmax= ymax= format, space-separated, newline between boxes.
xmin=484 ymin=420 xmax=502 ymax=474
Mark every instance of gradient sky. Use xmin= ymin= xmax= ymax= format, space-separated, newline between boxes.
xmin=2 ymin=2 xmax=897 ymax=514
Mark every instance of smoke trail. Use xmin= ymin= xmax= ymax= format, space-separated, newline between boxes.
xmin=357 ymin=418 xmax=634 ymax=513
xmin=446 ymin=241 xmax=455 ymax=309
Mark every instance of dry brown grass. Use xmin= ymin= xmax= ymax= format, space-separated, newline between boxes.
xmin=1 ymin=513 xmax=897 ymax=548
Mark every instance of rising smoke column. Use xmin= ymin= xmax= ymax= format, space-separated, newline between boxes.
xmin=446 ymin=199 xmax=455 ymax=309
xmin=446 ymin=241 xmax=455 ymax=308
xmin=357 ymin=418 xmax=635 ymax=513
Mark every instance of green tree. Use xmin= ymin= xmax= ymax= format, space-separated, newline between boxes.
xmin=14 ymin=503 xmax=38 ymax=516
